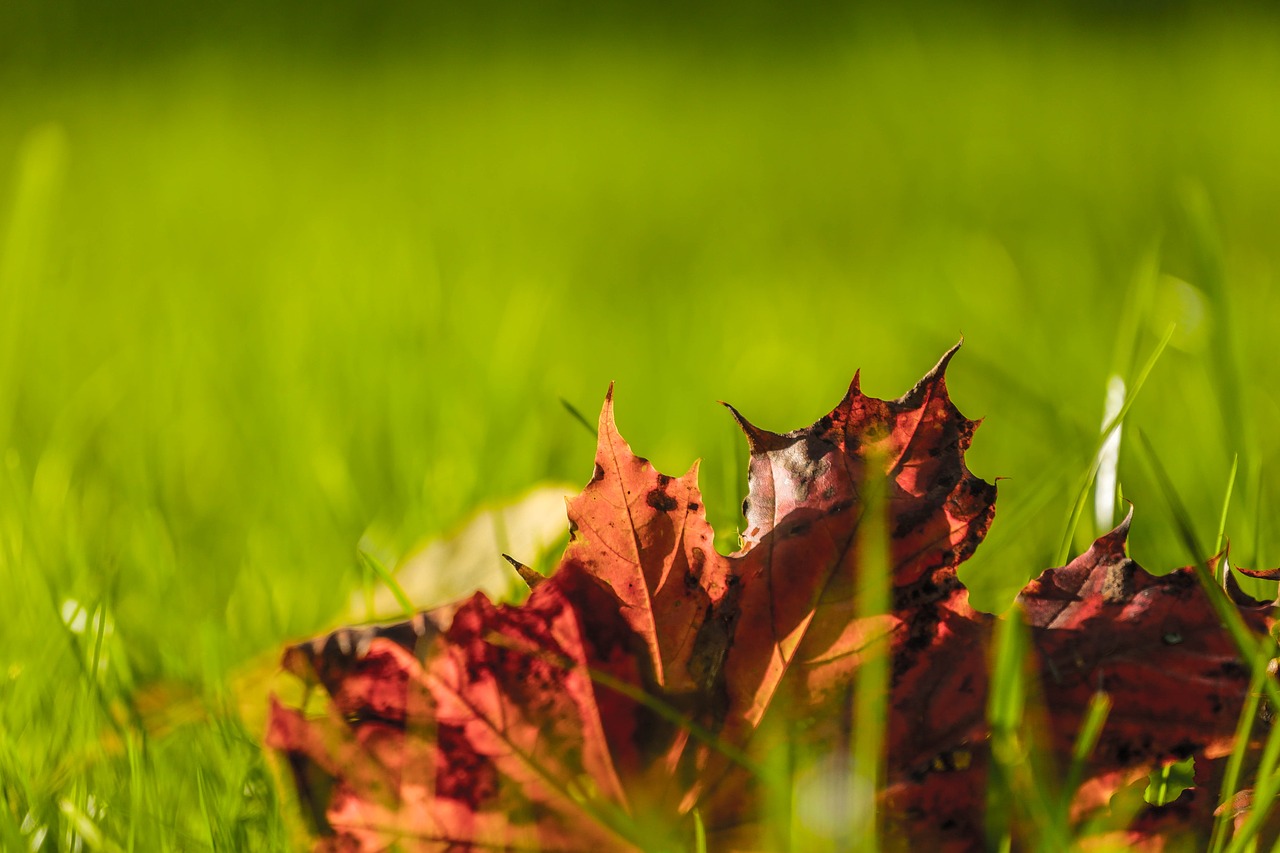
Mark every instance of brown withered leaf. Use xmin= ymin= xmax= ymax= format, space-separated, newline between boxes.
xmin=882 ymin=515 xmax=1278 ymax=850
xmin=268 ymin=345 xmax=1275 ymax=851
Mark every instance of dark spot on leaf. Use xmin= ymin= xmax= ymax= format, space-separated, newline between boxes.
xmin=591 ymin=463 xmax=605 ymax=482
xmin=647 ymin=489 xmax=678 ymax=512
xmin=689 ymin=578 xmax=743 ymax=711
xmin=1217 ymin=659 xmax=1249 ymax=680
xmin=657 ymin=474 xmax=671 ymax=487
xmin=689 ymin=501 xmax=700 ymax=511
xmin=828 ymin=498 xmax=854 ymax=516
xmin=893 ymin=502 xmax=938 ymax=539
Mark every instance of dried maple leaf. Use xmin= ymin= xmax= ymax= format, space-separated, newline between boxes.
xmin=884 ymin=516 xmax=1279 ymax=850
xmin=268 ymin=346 xmax=1275 ymax=851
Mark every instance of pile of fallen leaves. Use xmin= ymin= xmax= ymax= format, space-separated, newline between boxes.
xmin=268 ymin=346 xmax=1280 ymax=851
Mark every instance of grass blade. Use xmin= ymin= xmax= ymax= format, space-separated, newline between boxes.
xmin=1224 ymin=699 xmax=1280 ymax=853
xmin=1209 ymin=633 xmax=1274 ymax=853
xmin=559 ymin=397 xmax=597 ymax=438
xmin=693 ymin=808 xmax=708 ymax=853
xmin=1215 ymin=453 xmax=1239 ymax=585
xmin=1093 ymin=375 xmax=1127 ymax=533
xmin=852 ymin=460 xmax=892 ymax=851
xmin=357 ymin=549 xmax=415 ymax=618
xmin=1054 ymin=324 xmax=1175 ymax=566
xmin=1051 ymin=690 xmax=1111 ymax=846
xmin=1067 ymin=691 xmax=1112 ymax=795
xmin=986 ymin=613 xmax=1065 ymax=850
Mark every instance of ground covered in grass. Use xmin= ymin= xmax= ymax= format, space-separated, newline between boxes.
xmin=2 ymin=5 xmax=1280 ymax=848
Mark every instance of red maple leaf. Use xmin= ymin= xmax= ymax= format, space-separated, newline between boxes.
xmin=267 ymin=346 xmax=1275 ymax=851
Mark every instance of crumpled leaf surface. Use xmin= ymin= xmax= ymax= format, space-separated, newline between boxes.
xmin=268 ymin=346 xmax=1277 ymax=851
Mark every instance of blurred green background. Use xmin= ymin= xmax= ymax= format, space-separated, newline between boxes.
xmin=3 ymin=1 xmax=1280 ymax=847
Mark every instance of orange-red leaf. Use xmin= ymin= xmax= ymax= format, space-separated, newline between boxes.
xmin=268 ymin=347 xmax=1274 ymax=852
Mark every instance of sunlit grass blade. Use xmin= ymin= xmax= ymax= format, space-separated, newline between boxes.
xmin=1224 ymin=690 xmax=1280 ymax=853
xmin=1215 ymin=453 xmax=1240 ymax=585
xmin=1209 ymin=633 xmax=1275 ymax=853
xmin=1095 ymin=245 xmax=1161 ymax=534
xmin=1045 ymin=688 xmax=1111 ymax=846
xmin=59 ymin=798 xmax=123 ymax=853
xmin=1218 ymin=453 xmax=1240 ymax=554
xmin=987 ymin=612 xmax=1064 ymax=850
xmin=357 ymin=549 xmax=415 ymax=618
xmin=1054 ymin=324 xmax=1174 ymax=566
xmin=852 ymin=460 xmax=892 ymax=851
xmin=1066 ymin=691 xmax=1112 ymax=803
xmin=1093 ymin=375 xmax=1126 ymax=534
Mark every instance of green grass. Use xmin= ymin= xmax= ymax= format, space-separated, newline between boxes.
xmin=3 ymin=9 xmax=1280 ymax=849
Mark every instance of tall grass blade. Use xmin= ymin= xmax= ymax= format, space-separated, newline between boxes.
xmin=1067 ymin=691 xmax=1112 ymax=797
xmin=1054 ymin=324 xmax=1174 ymax=566
xmin=59 ymin=799 xmax=122 ymax=853
xmin=1224 ymin=698 xmax=1280 ymax=853
xmin=357 ymin=549 xmax=415 ymax=618
xmin=1093 ymin=375 xmax=1127 ymax=534
xmin=1215 ymin=454 xmax=1239 ymax=585
xmin=986 ymin=613 xmax=1052 ymax=849
xmin=559 ymin=397 xmax=597 ymax=438
xmin=1209 ymin=634 xmax=1274 ymax=853
xmin=1050 ymin=689 xmax=1111 ymax=846
xmin=852 ymin=458 xmax=892 ymax=851
xmin=1094 ymin=245 xmax=1162 ymax=534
